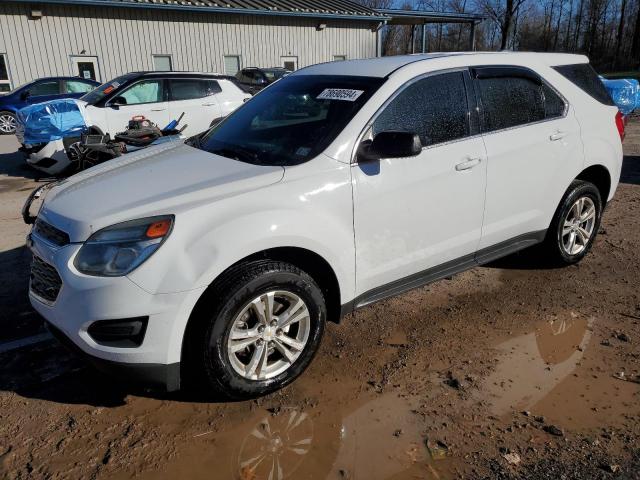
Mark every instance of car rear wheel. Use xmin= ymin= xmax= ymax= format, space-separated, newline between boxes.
xmin=543 ymin=180 xmax=602 ymax=265
xmin=187 ymin=260 xmax=326 ymax=399
xmin=0 ymin=111 xmax=16 ymax=135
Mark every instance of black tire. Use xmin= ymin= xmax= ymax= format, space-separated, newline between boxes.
xmin=543 ymin=180 xmax=602 ymax=265
xmin=0 ymin=111 xmax=17 ymax=135
xmin=187 ymin=260 xmax=326 ymax=400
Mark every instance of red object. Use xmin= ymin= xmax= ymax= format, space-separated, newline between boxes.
xmin=615 ymin=111 xmax=626 ymax=141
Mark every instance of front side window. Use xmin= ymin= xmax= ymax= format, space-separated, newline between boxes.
xmin=373 ymin=71 xmax=469 ymax=147
xmin=119 ymin=80 xmax=163 ymax=105
xmin=30 ymin=80 xmax=60 ymax=96
xmin=195 ymin=75 xmax=385 ymax=166
xmin=476 ymin=74 xmax=545 ymax=132
xmin=65 ymin=80 xmax=95 ymax=94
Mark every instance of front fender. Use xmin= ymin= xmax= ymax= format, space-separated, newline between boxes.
xmin=127 ymin=156 xmax=355 ymax=301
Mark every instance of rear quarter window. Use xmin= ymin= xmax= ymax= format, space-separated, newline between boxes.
xmin=553 ymin=63 xmax=615 ymax=106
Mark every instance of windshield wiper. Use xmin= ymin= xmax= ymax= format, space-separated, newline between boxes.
xmin=211 ymin=147 xmax=260 ymax=164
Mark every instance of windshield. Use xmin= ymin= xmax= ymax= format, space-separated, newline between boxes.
xmin=194 ymin=75 xmax=385 ymax=166
xmin=263 ymin=69 xmax=289 ymax=81
xmin=80 ymin=73 xmax=137 ymax=105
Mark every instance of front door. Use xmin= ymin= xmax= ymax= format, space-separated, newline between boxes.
xmin=106 ymin=78 xmax=170 ymax=134
xmin=70 ymin=56 xmax=100 ymax=81
xmin=353 ymin=71 xmax=487 ymax=298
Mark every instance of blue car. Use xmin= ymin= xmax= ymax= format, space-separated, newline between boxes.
xmin=0 ymin=76 xmax=100 ymax=135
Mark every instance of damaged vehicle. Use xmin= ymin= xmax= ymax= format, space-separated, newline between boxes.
xmin=19 ymin=71 xmax=250 ymax=175
xmin=24 ymin=53 xmax=622 ymax=399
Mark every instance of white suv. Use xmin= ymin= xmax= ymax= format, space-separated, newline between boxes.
xmin=22 ymin=71 xmax=250 ymax=175
xmin=25 ymin=52 xmax=623 ymax=398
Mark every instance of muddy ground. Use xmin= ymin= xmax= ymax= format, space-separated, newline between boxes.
xmin=0 ymin=120 xmax=639 ymax=480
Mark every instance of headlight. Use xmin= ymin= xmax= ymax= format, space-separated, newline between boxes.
xmin=74 ymin=215 xmax=174 ymax=276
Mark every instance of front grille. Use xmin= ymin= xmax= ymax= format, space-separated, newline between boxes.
xmin=30 ymin=256 xmax=62 ymax=303
xmin=33 ymin=218 xmax=70 ymax=247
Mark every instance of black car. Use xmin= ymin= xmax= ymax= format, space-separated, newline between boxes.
xmin=235 ymin=67 xmax=291 ymax=94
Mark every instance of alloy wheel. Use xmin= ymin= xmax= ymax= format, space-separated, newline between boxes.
xmin=226 ymin=290 xmax=311 ymax=380
xmin=0 ymin=113 xmax=16 ymax=134
xmin=561 ymin=196 xmax=596 ymax=256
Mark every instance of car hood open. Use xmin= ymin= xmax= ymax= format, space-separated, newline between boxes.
xmin=39 ymin=140 xmax=285 ymax=242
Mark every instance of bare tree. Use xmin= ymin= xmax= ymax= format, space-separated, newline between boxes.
xmin=477 ymin=0 xmax=529 ymax=49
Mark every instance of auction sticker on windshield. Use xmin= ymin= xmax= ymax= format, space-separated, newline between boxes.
xmin=317 ymin=89 xmax=364 ymax=102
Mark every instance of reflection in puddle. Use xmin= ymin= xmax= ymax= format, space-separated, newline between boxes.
xmin=478 ymin=313 xmax=593 ymax=417
xmin=237 ymin=410 xmax=313 ymax=480
xmin=151 ymin=394 xmax=452 ymax=480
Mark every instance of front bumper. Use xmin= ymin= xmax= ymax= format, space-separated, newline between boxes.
xmin=45 ymin=320 xmax=180 ymax=391
xmin=27 ymin=229 xmax=207 ymax=391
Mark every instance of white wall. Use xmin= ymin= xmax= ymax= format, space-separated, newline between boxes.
xmin=0 ymin=2 xmax=378 ymax=88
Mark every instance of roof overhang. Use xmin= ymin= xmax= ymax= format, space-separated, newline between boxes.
xmin=377 ymin=8 xmax=486 ymax=25
xmin=7 ymin=0 xmax=391 ymax=22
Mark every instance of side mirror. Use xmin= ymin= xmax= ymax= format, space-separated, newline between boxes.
xmin=110 ymin=96 xmax=127 ymax=108
xmin=20 ymin=90 xmax=30 ymax=101
xmin=358 ymin=131 xmax=422 ymax=162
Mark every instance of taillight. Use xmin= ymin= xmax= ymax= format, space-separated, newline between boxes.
xmin=615 ymin=111 xmax=626 ymax=141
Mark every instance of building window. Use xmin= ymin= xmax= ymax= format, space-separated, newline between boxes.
xmin=224 ymin=55 xmax=241 ymax=76
xmin=334 ymin=55 xmax=347 ymax=61
xmin=153 ymin=55 xmax=172 ymax=72
xmin=0 ymin=54 xmax=11 ymax=92
xmin=281 ymin=56 xmax=298 ymax=71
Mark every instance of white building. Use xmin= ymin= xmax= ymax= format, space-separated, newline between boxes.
xmin=0 ymin=0 xmax=484 ymax=91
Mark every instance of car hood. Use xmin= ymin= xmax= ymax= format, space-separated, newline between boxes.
xmin=40 ymin=140 xmax=285 ymax=241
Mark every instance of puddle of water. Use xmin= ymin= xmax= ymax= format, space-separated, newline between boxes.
xmin=134 ymin=393 xmax=455 ymax=480
xmin=476 ymin=312 xmax=639 ymax=430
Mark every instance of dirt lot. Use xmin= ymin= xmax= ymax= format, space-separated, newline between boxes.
xmin=0 ymin=121 xmax=639 ymax=480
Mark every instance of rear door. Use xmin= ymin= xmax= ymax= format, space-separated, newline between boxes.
xmin=167 ymin=78 xmax=222 ymax=135
xmin=105 ymin=78 xmax=169 ymax=134
xmin=472 ymin=66 xmax=584 ymax=253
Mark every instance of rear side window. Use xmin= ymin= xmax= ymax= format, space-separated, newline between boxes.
xmin=373 ymin=71 xmax=469 ymax=147
xmin=475 ymin=74 xmax=545 ymax=132
xmin=169 ymin=79 xmax=221 ymax=101
xmin=30 ymin=80 xmax=60 ymax=96
xmin=543 ymin=84 xmax=566 ymax=118
xmin=553 ymin=63 xmax=614 ymax=106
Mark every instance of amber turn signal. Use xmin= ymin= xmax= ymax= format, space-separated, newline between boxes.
xmin=146 ymin=219 xmax=172 ymax=238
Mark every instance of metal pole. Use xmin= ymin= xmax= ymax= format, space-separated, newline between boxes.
xmin=411 ymin=25 xmax=415 ymax=54
xmin=469 ymin=22 xmax=477 ymax=51
xmin=422 ymin=24 xmax=427 ymax=53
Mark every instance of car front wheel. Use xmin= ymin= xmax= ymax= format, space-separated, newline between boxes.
xmin=188 ymin=260 xmax=326 ymax=399
xmin=544 ymin=180 xmax=602 ymax=265
xmin=0 ymin=111 xmax=17 ymax=135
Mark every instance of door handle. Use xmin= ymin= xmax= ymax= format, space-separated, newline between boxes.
xmin=202 ymin=102 xmax=216 ymax=106
xmin=455 ymin=157 xmax=482 ymax=171
xmin=150 ymin=108 xmax=166 ymax=112
xmin=549 ymin=131 xmax=567 ymax=141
